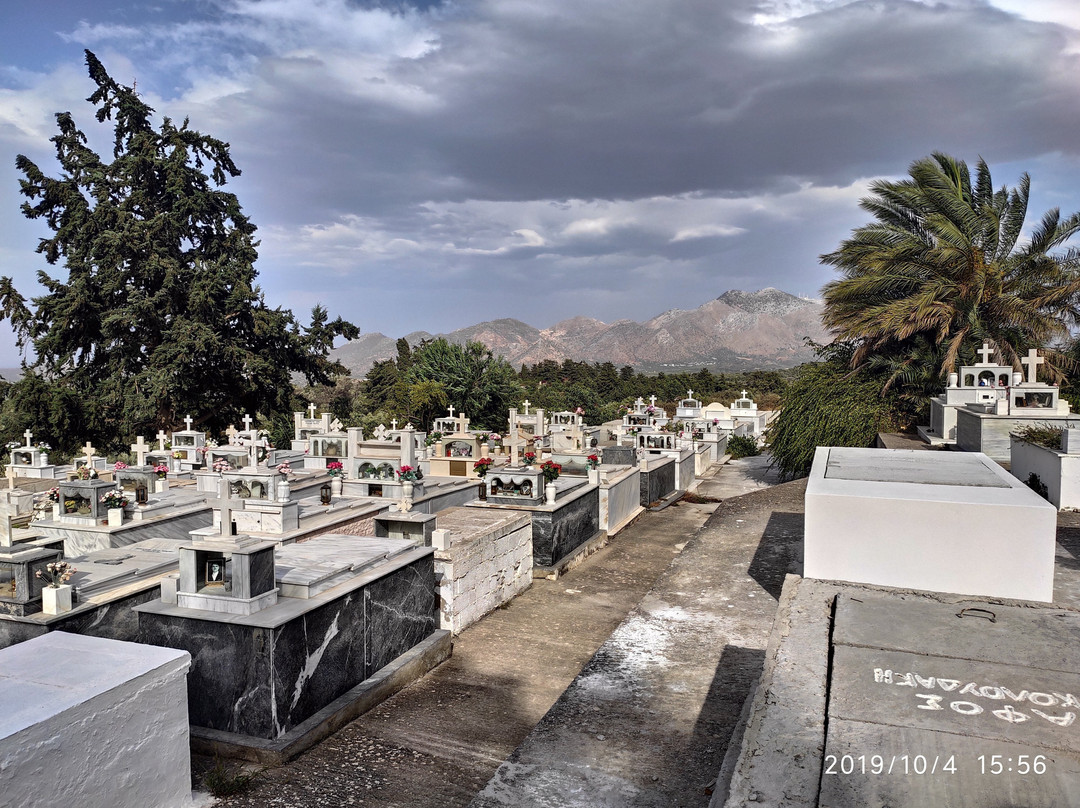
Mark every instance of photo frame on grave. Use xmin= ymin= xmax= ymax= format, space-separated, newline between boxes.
xmin=201 ymin=555 xmax=232 ymax=592
xmin=369 ymin=484 xmax=383 ymax=497
xmin=448 ymin=441 xmax=473 ymax=457
xmin=174 ymin=434 xmax=195 ymax=447
xmin=15 ymin=451 xmax=32 ymax=465
xmin=491 ymin=478 xmax=502 ymax=495
xmin=0 ymin=563 xmax=15 ymax=599
xmin=1021 ymin=392 xmax=1053 ymax=408
xmin=316 ymin=438 xmax=344 ymax=457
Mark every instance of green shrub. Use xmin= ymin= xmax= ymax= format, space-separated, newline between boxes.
xmin=727 ymin=434 xmax=760 ymax=459
xmin=1012 ymin=423 xmax=1064 ymax=450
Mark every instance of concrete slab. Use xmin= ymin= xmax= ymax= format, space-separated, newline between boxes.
xmin=824 ymin=446 xmax=1009 ymax=487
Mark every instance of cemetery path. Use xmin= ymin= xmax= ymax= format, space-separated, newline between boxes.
xmin=207 ymin=460 xmax=782 ymax=807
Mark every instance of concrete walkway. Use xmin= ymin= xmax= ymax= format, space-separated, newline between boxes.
xmin=208 ymin=469 xmax=742 ymax=806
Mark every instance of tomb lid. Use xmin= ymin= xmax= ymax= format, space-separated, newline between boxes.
xmin=65 ymin=539 xmax=185 ymax=596
xmin=274 ymin=534 xmax=414 ymax=585
xmin=823 ymin=447 xmax=1010 ymax=488
xmin=818 ymin=593 xmax=1080 ymax=805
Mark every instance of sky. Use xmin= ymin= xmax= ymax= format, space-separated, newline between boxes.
xmin=2 ymin=0 xmax=1080 ymax=366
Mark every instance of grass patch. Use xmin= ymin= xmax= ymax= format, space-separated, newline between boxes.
xmin=203 ymin=759 xmax=260 ymax=798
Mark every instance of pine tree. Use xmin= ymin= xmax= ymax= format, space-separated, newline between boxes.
xmin=0 ymin=51 xmax=357 ymax=453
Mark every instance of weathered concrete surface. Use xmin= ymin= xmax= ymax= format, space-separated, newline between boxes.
xmin=469 ymin=471 xmax=808 ymax=807
xmin=199 ymin=484 xmax=728 ymax=807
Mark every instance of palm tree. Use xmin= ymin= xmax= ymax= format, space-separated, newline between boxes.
xmin=821 ymin=153 xmax=1080 ymax=383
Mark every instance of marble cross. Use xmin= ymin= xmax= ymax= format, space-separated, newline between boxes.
xmin=226 ymin=425 xmax=239 ymax=444
xmin=977 ymin=342 xmax=994 ymax=365
xmin=183 ymin=415 xmax=194 ymax=431
xmin=687 ymin=389 xmax=694 ymax=400
xmin=522 ymin=399 xmax=531 ymax=415
xmin=649 ymin=395 xmax=658 ymax=407
xmin=130 ymin=436 xmax=151 ymax=467
xmin=6 ymin=465 xmax=15 ymax=491
xmin=156 ymin=430 xmax=169 ymax=451
xmin=1021 ymin=348 xmax=1044 ymax=384
xmin=242 ymin=414 xmax=254 ymax=432
xmin=373 ymin=424 xmax=389 ymax=441
xmin=447 ymin=404 xmax=456 ymax=418
xmin=741 ymin=390 xmax=749 ymax=399
xmin=391 ymin=418 xmax=398 ymax=430
xmin=81 ymin=442 xmax=97 ymax=467
xmin=215 ymin=478 xmax=235 ymax=538
xmin=329 ymin=418 xmax=344 ymax=433
xmin=308 ymin=402 xmax=318 ymax=419
xmin=22 ymin=429 xmax=33 ymax=447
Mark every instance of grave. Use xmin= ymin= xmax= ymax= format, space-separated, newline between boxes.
xmin=508 ymin=400 xmax=546 ymax=440
xmin=215 ymin=468 xmax=299 ymax=535
xmin=292 ymin=402 xmax=333 ymax=451
xmin=348 ymin=424 xmax=426 ymax=499
xmin=720 ymin=578 xmax=1080 ymax=808
xmin=427 ymin=410 xmax=503 ymax=480
xmin=137 ymin=531 xmax=444 ymax=745
xmin=6 ymin=430 xmax=56 ymax=479
xmin=170 ymin=415 xmax=207 ymax=470
xmin=675 ymin=389 xmax=703 ymax=419
xmin=0 ymin=632 xmax=194 ymax=808
xmin=0 ymin=508 xmax=62 ymax=618
xmin=804 ymin=447 xmax=1056 ymax=602
xmin=1011 ymin=428 xmax=1080 ymax=509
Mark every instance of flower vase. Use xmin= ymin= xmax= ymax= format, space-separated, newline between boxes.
xmin=402 ymin=481 xmax=415 ymax=500
xmin=155 ymin=479 xmax=169 ymax=494
xmin=171 ymin=458 xmax=182 ymax=472
xmin=51 ymin=504 xmax=60 ymax=520
xmin=277 ymin=478 xmax=291 ymax=502
xmin=588 ymin=468 xmax=600 ymax=485
xmin=331 ymin=477 xmax=343 ymax=495
xmin=42 ymin=584 xmax=73 ymax=615
xmin=107 ymin=508 xmax=123 ymax=527
xmin=545 ymin=482 xmax=557 ymax=505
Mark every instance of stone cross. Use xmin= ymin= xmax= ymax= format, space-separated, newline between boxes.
xmin=522 ymin=399 xmax=531 ymax=415
xmin=81 ymin=442 xmax=97 ymax=468
xmin=329 ymin=418 xmax=344 ymax=433
xmin=183 ymin=415 xmax=194 ymax=431
xmin=977 ymin=342 xmax=994 ymax=365
xmin=156 ymin=430 xmax=169 ymax=451
xmin=308 ymin=402 xmax=318 ymax=419
xmin=22 ymin=429 xmax=33 ymax=447
xmin=226 ymin=425 xmax=239 ymax=443
xmin=373 ymin=424 xmax=389 ymax=441
xmin=1021 ymin=348 xmax=1044 ymax=384
xmin=130 ymin=436 xmax=150 ymax=467
xmin=242 ymin=414 xmax=254 ymax=432
xmin=447 ymin=405 xmax=456 ymax=418
xmin=649 ymin=395 xmax=657 ymax=407
xmin=687 ymin=390 xmax=694 ymax=400
xmin=215 ymin=478 xmax=235 ymax=538
xmin=741 ymin=390 xmax=749 ymax=399
xmin=6 ymin=465 xmax=15 ymax=491
xmin=391 ymin=418 xmax=398 ymax=430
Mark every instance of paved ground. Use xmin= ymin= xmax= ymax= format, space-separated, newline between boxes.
xmin=205 ymin=458 xmax=778 ymax=807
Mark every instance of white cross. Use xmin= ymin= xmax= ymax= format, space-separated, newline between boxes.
xmin=183 ymin=415 xmax=194 ymax=431
xmin=649 ymin=395 xmax=657 ymax=407
xmin=242 ymin=414 xmax=254 ymax=432
xmin=522 ymin=399 xmax=531 ymax=415
xmin=226 ymin=425 xmax=239 ymax=443
xmin=741 ymin=390 xmax=748 ymax=399
xmin=447 ymin=405 xmax=455 ymax=418
xmin=82 ymin=442 xmax=97 ymax=467
xmin=130 ymin=436 xmax=150 ymax=467
xmin=308 ymin=402 xmax=318 ymax=419
xmin=329 ymin=418 xmax=343 ymax=432
xmin=156 ymin=430 xmax=169 ymax=451
xmin=1021 ymin=348 xmax=1044 ymax=384
xmin=391 ymin=418 xmax=398 ymax=430
xmin=977 ymin=342 xmax=994 ymax=365
xmin=687 ymin=390 xmax=694 ymax=400
xmin=6 ymin=465 xmax=15 ymax=491
xmin=215 ymin=478 xmax=235 ymax=538
xmin=22 ymin=429 xmax=32 ymax=447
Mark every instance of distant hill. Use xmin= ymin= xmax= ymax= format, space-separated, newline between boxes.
xmin=330 ymin=288 xmax=829 ymax=377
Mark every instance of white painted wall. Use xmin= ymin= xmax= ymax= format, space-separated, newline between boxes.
xmin=1009 ymin=438 xmax=1080 ymax=510
xmin=0 ymin=633 xmax=195 ymax=808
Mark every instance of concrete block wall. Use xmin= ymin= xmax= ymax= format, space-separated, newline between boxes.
xmin=432 ymin=510 xmax=532 ymax=634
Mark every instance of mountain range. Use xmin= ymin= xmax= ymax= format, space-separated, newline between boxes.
xmin=330 ymin=288 xmax=829 ymax=376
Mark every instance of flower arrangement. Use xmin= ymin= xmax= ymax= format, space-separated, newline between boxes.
xmin=586 ymin=454 xmax=600 ymax=470
xmin=5 ymin=441 xmax=20 ymax=450
xmin=36 ymin=560 xmax=76 ymax=588
xmin=540 ymin=459 xmax=562 ymax=483
xmin=425 ymin=431 xmax=443 ymax=447
xmin=35 ymin=442 xmax=51 ymax=452
xmin=100 ymin=490 xmax=129 ymax=510
xmin=397 ymin=465 xmax=420 ymax=481
xmin=46 ymin=487 xmax=60 ymax=503
xmin=326 ymin=461 xmax=344 ymax=478
xmin=113 ymin=461 xmax=129 ymax=470
xmin=153 ymin=463 xmax=169 ymax=478
xmin=212 ymin=458 xmax=232 ymax=473
xmin=74 ymin=467 xmax=98 ymax=480
xmin=574 ymin=407 xmax=585 ymax=416
xmin=487 ymin=432 xmax=502 ymax=445
xmin=172 ymin=450 xmax=184 ymax=460
xmin=276 ymin=461 xmax=292 ymax=477
xmin=473 ymin=457 xmax=493 ymax=477
xmin=522 ymin=451 xmax=537 ymax=466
